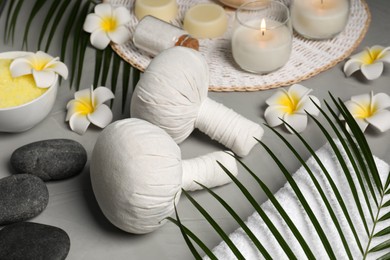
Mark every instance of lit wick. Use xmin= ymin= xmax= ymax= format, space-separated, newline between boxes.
xmin=261 ymin=18 xmax=266 ymax=36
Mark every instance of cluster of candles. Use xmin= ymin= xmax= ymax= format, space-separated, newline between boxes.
xmin=133 ymin=0 xmax=350 ymax=74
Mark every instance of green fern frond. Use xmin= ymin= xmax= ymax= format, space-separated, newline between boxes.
xmin=171 ymin=94 xmax=390 ymax=259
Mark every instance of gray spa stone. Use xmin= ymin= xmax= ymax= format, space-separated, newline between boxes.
xmin=0 ymin=174 xmax=48 ymax=225
xmin=0 ymin=222 xmax=70 ymax=260
xmin=10 ymin=139 xmax=87 ymax=181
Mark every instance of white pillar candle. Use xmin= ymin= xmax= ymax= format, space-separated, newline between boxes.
xmin=232 ymin=19 xmax=292 ymax=73
xmin=134 ymin=0 xmax=178 ymax=22
xmin=291 ymin=0 xmax=349 ymax=39
xmin=183 ymin=3 xmax=228 ymax=39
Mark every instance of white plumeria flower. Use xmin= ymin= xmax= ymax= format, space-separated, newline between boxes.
xmin=264 ymin=84 xmax=320 ymax=133
xmin=9 ymin=51 xmax=68 ymax=88
xmin=83 ymin=3 xmax=131 ymax=50
xmin=342 ymin=92 xmax=390 ymax=133
xmin=66 ymin=86 xmax=115 ymax=135
xmin=344 ymin=45 xmax=390 ymax=80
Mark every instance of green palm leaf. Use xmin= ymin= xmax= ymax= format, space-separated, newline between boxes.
xmin=22 ymin=0 xmax=46 ymax=49
xmin=217 ymin=162 xmax=298 ymax=259
xmin=231 ymin=153 xmax=315 ymax=259
xmin=171 ymin=94 xmax=390 ymax=259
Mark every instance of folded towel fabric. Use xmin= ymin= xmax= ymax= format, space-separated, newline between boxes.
xmin=206 ymin=140 xmax=390 ymax=259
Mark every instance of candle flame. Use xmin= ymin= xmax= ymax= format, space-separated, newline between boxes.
xmin=261 ymin=19 xmax=266 ymax=36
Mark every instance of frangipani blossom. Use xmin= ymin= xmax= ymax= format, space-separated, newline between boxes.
xmin=344 ymin=45 xmax=390 ymax=80
xmin=83 ymin=3 xmax=131 ymax=50
xmin=66 ymin=86 xmax=115 ymax=135
xmin=342 ymin=92 xmax=390 ymax=133
xmin=10 ymin=51 xmax=68 ymax=88
xmin=264 ymin=84 xmax=320 ymax=133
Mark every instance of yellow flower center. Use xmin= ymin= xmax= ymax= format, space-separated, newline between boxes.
xmin=101 ymin=16 xmax=117 ymax=32
xmin=278 ymin=92 xmax=300 ymax=114
xmin=75 ymin=97 xmax=94 ymax=115
xmin=362 ymin=48 xmax=383 ymax=65
xmin=354 ymin=103 xmax=377 ymax=119
xmin=32 ymin=58 xmax=51 ymax=71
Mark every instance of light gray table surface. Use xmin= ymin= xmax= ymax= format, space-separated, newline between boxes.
xmin=0 ymin=1 xmax=389 ymax=259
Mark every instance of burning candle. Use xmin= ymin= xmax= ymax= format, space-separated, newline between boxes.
xmin=291 ymin=0 xmax=350 ymax=39
xmin=231 ymin=1 xmax=292 ymax=73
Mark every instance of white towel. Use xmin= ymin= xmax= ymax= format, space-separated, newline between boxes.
xmin=206 ymin=140 xmax=390 ymax=259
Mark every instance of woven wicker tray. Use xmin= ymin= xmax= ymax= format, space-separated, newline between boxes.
xmin=108 ymin=0 xmax=370 ymax=92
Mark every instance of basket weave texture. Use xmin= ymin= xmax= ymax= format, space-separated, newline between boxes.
xmin=108 ymin=0 xmax=370 ymax=92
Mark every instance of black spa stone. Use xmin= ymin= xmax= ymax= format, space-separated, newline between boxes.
xmin=10 ymin=139 xmax=87 ymax=181
xmin=0 ymin=222 xmax=70 ymax=260
xmin=0 ymin=174 xmax=48 ymax=225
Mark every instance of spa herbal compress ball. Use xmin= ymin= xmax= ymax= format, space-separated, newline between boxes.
xmin=90 ymin=118 xmax=238 ymax=234
xmin=131 ymin=47 xmax=264 ymax=157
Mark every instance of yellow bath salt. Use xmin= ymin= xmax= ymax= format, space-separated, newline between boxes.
xmin=0 ymin=59 xmax=47 ymax=109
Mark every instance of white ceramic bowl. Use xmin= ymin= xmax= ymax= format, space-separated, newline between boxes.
xmin=0 ymin=52 xmax=58 ymax=133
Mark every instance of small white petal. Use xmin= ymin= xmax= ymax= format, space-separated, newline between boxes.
xmin=295 ymin=95 xmax=320 ymax=115
xmin=47 ymin=61 xmax=69 ymax=79
xmin=113 ymin=6 xmax=131 ymax=25
xmin=264 ymin=106 xmax=285 ymax=127
xmin=361 ymin=62 xmax=383 ymax=80
xmin=69 ymin=113 xmax=91 ymax=135
xmin=350 ymin=93 xmax=371 ymax=105
xmin=373 ymin=93 xmax=390 ymax=110
xmin=378 ymin=47 xmax=390 ymax=63
xmin=265 ymin=89 xmax=288 ymax=106
xmin=108 ymin=26 xmax=131 ymax=45
xmin=66 ymin=100 xmax=86 ymax=121
xmin=83 ymin=13 xmax=102 ymax=33
xmin=87 ymin=104 xmax=113 ymax=128
xmin=349 ymin=48 xmax=371 ymax=63
xmin=35 ymin=51 xmax=54 ymax=61
xmin=283 ymin=113 xmax=308 ymax=133
xmin=366 ymin=110 xmax=390 ymax=132
xmin=343 ymin=59 xmax=362 ymax=77
xmin=75 ymin=87 xmax=92 ymax=101
xmin=32 ymin=70 xmax=57 ymax=88
xmin=90 ymin=29 xmax=111 ymax=50
xmin=288 ymin=84 xmax=311 ymax=101
xmin=93 ymin=87 xmax=115 ymax=107
xmin=9 ymin=58 xmax=32 ymax=77
xmin=94 ymin=3 xmax=113 ymax=18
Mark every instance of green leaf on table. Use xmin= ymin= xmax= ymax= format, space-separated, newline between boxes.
xmin=166 ymin=217 xmax=217 ymax=260
xmin=3 ymin=0 xmax=14 ymax=42
xmin=38 ymin=0 xmax=61 ymax=50
xmin=7 ymin=0 xmax=24 ymax=44
xmin=22 ymin=0 xmax=46 ymax=49
xmin=182 ymin=188 xmax=246 ymax=260
xmin=377 ymin=251 xmax=390 ymax=260
xmin=93 ymin=49 xmax=103 ymax=88
xmin=101 ymin=48 xmax=113 ymax=86
xmin=374 ymin=226 xmax=390 ymax=237
xmin=379 ymin=211 xmax=390 ymax=222
xmin=233 ymin=153 xmax=315 ymax=259
xmin=170 ymin=94 xmax=390 ymax=259
xmin=60 ymin=0 xmax=81 ymax=62
xmin=195 ymin=181 xmax=272 ymax=260
xmin=121 ymin=62 xmax=132 ymax=113
xmin=331 ymin=93 xmax=383 ymax=193
xmin=44 ymin=0 xmax=71 ymax=52
xmin=169 ymin=202 xmax=203 ymax=260
xmin=217 ymin=162 xmax=297 ymax=259
xmin=369 ymin=239 xmax=390 ymax=253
